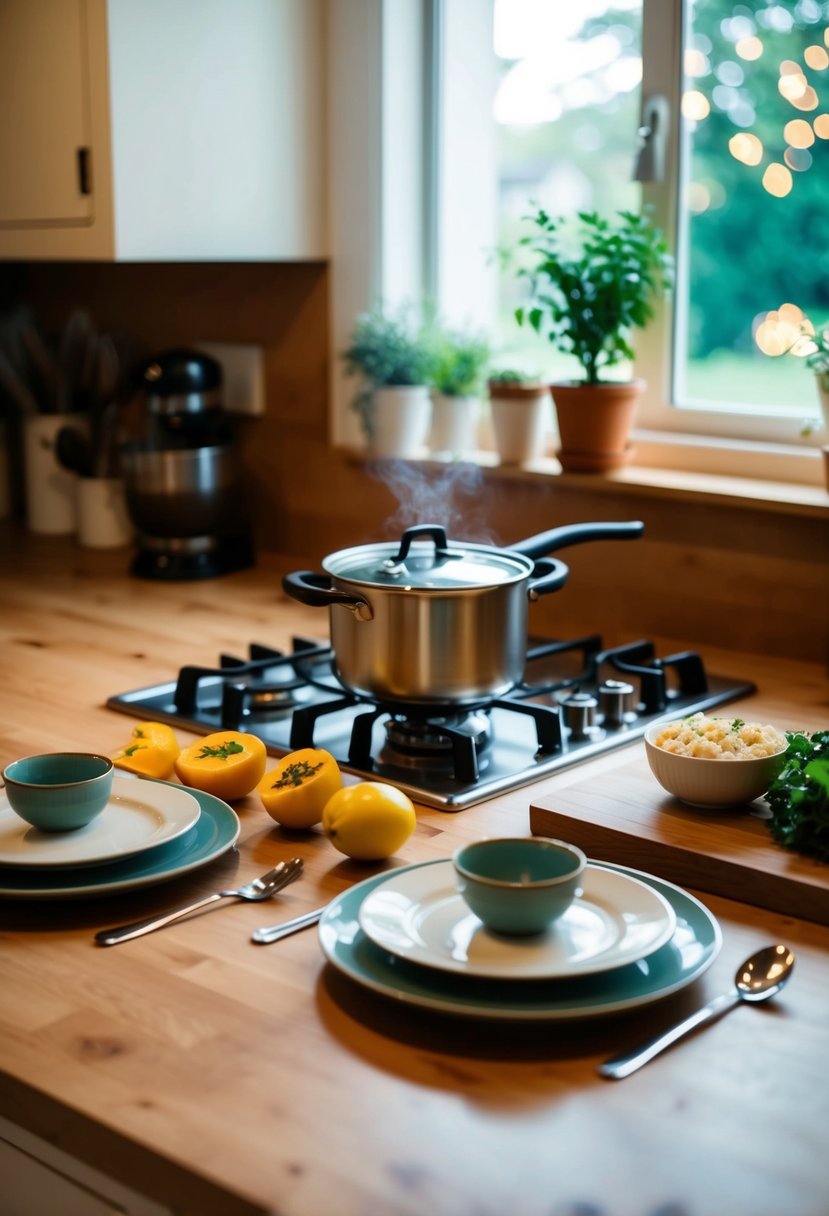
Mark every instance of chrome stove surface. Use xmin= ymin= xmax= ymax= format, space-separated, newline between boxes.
xmin=106 ymin=636 xmax=755 ymax=810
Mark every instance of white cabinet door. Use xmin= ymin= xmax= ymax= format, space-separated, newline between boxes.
xmin=0 ymin=0 xmax=93 ymax=225
xmin=0 ymin=0 xmax=325 ymax=260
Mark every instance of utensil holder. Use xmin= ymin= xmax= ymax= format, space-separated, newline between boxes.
xmin=23 ymin=414 xmax=82 ymax=535
xmin=76 ymin=477 xmax=134 ymax=549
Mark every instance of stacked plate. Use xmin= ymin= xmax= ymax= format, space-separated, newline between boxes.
xmin=318 ymin=858 xmax=722 ymax=1021
xmin=0 ymin=776 xmax=240 ymax=899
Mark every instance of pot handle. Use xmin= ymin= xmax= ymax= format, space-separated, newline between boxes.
xmin=391 ymin=525 xmax=450 ymax=562
xmin=527 ymin=558 xmax=570 ymax=601
xmin=282 ymin=572 xmax=374 ymax=621
xmin=512 ymin=520 xmax=644 ymax=560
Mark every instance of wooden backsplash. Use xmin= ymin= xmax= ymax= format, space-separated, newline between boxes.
xmin=5 ymin=261 xmax=828 ymax=664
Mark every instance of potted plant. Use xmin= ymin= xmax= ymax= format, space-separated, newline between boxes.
xmin=800 ymin=324 xmax=829 ymax=433
xmin=429 ymin=328 xmax=490 ymax=459
xmin=486 ymin=368 xmax=551 ymax=465
xmin=342 ymin=304 xmax=436 ymax=458
xmin=515 ymin=208 xmax=673 ymax=472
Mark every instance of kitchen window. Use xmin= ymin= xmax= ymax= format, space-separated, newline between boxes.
xmin=329 ymin=0 xmax=827 ymax=485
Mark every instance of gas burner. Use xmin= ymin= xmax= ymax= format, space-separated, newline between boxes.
xmin=106 ymin=634 xmax=756 ymax=811
xmin=385 ymin=711 xmax=492 ymax=755
xmin=377 ymin=711 xmax=493 ymax=779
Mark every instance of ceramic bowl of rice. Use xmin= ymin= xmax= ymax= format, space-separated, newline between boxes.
xmin=644 ymin=713 xmax=788 ymax=809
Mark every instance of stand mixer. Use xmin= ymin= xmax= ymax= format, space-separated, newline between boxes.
xmin=121 ymin=349 xmax=254 ymax=580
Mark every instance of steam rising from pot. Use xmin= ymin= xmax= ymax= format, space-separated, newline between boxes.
xmin=367 ymin=460 xmax=495 ymax=541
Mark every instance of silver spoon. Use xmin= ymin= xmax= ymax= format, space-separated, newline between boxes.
xmin=94 ymin=858 xmax=304 ymax=946
xmin=598 ymin=944 xmax=795 ymax=1080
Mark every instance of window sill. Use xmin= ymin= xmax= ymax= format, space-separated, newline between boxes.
xmin=342 ymin=439 xmax=828 ymax=520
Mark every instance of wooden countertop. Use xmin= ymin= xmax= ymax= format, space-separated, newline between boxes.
xmin=1 ymin=527 xmax=828 ymax=1216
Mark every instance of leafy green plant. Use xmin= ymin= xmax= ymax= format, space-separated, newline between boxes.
xmin=765 ymin=730 xmax=829 ymax=862
xmin=803 ymin=325 xmax=829 ymax=386
xmin=432 ymin=330 xmax=490 ymax=397
xmin=515 ymin=209 xmax=674 ymax=386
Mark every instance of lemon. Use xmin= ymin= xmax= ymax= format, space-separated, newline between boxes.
xmin=322 ymin=782 xmax=416 ymax=860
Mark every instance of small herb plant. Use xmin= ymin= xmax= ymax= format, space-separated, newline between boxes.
xmin=765 ymin=730 xmax=829 ymax=862
xmin=432 ymin=329 xmax=490 ymax=397
xmin=515 ymin=208 xmax=674 ymax=385
xmin=342 ymin=304 xmax=437 ymax=437
xmin=342 ymin=304 xmax=435 ymax=388
xmin=487 ymin=367 xmax=542 ymax=387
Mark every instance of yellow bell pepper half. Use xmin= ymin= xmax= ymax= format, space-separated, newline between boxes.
xmin=258 ymin=748 xmax=343 ymax=829
xmin=112 ymin=721 xmax=180 ymax=780
xmin=174 ymin=730 xmax=267 ymax=801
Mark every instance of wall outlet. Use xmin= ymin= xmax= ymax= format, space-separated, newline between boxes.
xmin=195 ymin=341 xmax=265 ymax=416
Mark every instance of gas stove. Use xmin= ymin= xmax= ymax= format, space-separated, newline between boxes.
xmin=106 ymin=635 xmax=755 ymax=810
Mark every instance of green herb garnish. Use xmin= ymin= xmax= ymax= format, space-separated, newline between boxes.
xmin=197 ymin=741 xmax=245 ymax=761
xmin=765 ymin=730 xmax=829 ymax=862
xmin=272 ymin=760 xmax=324 ymax=789
xmin=731 ymin=719 xmax=744 ymax=732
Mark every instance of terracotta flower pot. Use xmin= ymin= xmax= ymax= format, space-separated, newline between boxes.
xmin=550 ymin=379 xmax=645 ymax=473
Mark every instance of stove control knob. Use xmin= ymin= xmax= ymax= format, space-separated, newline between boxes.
xmin=599 ymin=679 xmax=635 ymax=728
xmin=561 ymin=692 xmax=598 ymax=739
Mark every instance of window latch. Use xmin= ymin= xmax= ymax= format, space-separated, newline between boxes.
xmin=634 ymin=95 xmax=669 ymax=183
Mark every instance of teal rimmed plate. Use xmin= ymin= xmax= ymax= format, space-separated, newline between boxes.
xmin=0 ymin=784 xmax=240 ymax=900
xmin=319 ymin=860 xmax=721 ymax=1021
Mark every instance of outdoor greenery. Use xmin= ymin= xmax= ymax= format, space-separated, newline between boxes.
xmin=514 ymin=208 xmax=673 ymax=385
xmin=686 ymin=0 xmax=829 ymax=358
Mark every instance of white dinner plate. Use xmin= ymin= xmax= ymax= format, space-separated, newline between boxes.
xmin=357 ymin=860 xmax=676 ymax=980
xmin=0 ymin=784 xmax=239 ymax=899
xmin=0 ymin=777 xmax=201 ymax=867
xmin=319 ymin=860 xmax=722 ymax=1022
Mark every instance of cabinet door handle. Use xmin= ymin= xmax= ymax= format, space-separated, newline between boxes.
xmin=76 ymin=147 xmax=92 ymax=195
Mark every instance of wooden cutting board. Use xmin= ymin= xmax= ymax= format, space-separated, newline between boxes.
xmin=529 ymin=755 xmax=829 ymax=925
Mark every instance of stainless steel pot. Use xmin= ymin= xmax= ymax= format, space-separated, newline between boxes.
xmin=283 ymin=521 xmax=644 ymax=706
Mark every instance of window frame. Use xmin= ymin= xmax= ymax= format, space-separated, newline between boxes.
xmin=327 ymin=0 xmax=825 ymax=486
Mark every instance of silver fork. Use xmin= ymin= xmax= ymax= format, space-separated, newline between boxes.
xmin=94 ymin=858 xmax=304 ymax=946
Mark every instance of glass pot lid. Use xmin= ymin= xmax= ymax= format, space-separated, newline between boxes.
xmin=322 ymin=526 xmax=534 ymax=590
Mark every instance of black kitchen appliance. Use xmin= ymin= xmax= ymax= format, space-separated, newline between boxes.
xmin=120 ymin=349 xmax=253 ymax=580
xmin=107 ymin=634 xmax=755 ymax=810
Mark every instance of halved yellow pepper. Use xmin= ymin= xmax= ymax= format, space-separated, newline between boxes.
xmin=174 ymin=730 xmax=267 ymax=801
xmin=258 ymin=748 xmax=343 ymax=829
xmin=112 ymin=722 xmax=180 ymax=780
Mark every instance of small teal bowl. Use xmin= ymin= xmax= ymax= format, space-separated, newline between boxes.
xmin=2 ymin=753 xmax=114 ymax=832
xmin=452 ymin=836 xmax=586 ymax=936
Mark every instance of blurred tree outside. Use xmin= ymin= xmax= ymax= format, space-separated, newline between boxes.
xmin=492 ymin=0 xmax=829 ymax=419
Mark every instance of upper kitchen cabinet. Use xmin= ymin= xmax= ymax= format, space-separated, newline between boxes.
xmin=0 ymin=0 xmax=326 ymax=261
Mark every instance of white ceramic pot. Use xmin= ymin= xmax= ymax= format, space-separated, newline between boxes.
xmin=369 ymin=386 xmax=432 ymax=458
xmin=429 ymin=393 xmax=480 ymax=459
xmin=23 ymin=414 xmax=80 ymax=535
xmin=489 ymin=388 xmax=550 ymax=464
xmin=76 ymin=477 xmax=134 ymax=549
